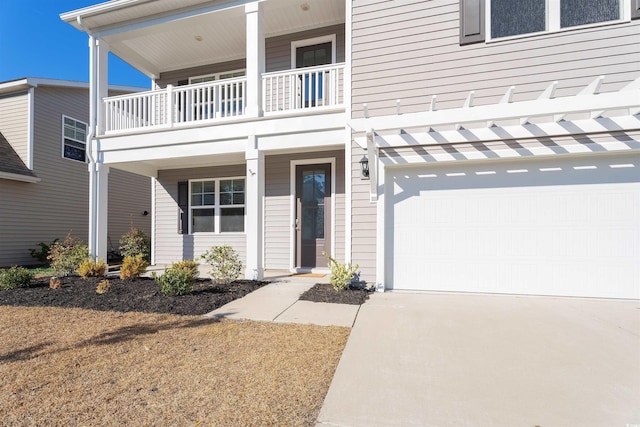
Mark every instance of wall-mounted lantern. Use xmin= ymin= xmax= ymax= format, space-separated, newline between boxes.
xmin=360 ymin=155 xmax=370 ymax=179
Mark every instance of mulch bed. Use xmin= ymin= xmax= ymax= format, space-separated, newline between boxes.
xmin=0 ymin=276 xmax=267 ymax=316
xmin=299 ymin=283 xmax=373 ymax=305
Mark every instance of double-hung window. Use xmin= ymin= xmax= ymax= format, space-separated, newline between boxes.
xmin=189 ymin=178 xmax=245 ymax=233
xmin=460 ymin=0 xmax=638 ymax=44
xmin=62 ymin=116 xmax=87 ymax=162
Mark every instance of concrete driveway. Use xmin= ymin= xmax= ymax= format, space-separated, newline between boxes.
xmin=317 ymin=292 xmax=640 ymax=427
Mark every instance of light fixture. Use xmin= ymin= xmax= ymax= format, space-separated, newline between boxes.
xmin=301 ymin=3 xmax=310 ymax=11
xmin=194 ymin=35 xmax=203 ymax=42
xmin=360 ymin=155 xmax=369 ymax=179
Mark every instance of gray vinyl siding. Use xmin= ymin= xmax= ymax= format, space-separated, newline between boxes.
xmin=351 ymin=0 xmax=640 ymax=118
xmin=265 ymin=24 xmax=346 ymax=72
xmin=154 ymin=165 xmax=247 ymax=265
xmin=350 ymin=141 xmax=376 ymax=283
xmin=156 ymin=59 xmax=247 ymax=88
xmin=263 ymin=150 xmax=345 ymax=270
xmin=0 ymin=85 xmax=150 ymax=267
xmin=0 ymin=92 xmax=29 ymax=167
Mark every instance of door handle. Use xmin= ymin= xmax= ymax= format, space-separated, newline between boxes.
xmin=295 ymin=218 xmax=299 ymax=231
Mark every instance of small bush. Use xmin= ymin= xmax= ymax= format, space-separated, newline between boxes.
xmin=172 ymin=260 xmax=200 ymax=280
xmin=0 ymin=266 xmax=34 ymax=290
xmin=29 ymin=238 xmax=58 ymax=265
xmin=96 ymin=279 xmax=111 ymax=295
xmin=119 ymin=226 xmax=151 ymax=262
xmin=201 ymin=246 xmax=242 ymax=285
xmin=323 ymin=252 xmax=359 ymax=291
xmin=48 ymin=233 xmax=89 ymax=277
xmin=77 ymin=258 xmax=107 ymax=279
xmin=120 ymin=255 xmax=148 ymax=280
xmin=153 ymin=262 xmax=198 ymax=296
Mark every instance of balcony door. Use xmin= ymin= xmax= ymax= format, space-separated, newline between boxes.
xmin=292 ymin=35 xmax=336 ymax=107
xmin=295 ymin=163 xmax=332 ymax=269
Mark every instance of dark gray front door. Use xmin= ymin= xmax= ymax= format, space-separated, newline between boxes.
xmin=296 ymin=164 xmax=331 ymax=268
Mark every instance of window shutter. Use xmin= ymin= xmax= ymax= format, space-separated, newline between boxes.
xmin=460 ymin=0 xmax=485 ymax=45
xmin=177 ymin=181 xmax=189 ymax=234
xmin=632 ymin=0 xmax=640 ymax=20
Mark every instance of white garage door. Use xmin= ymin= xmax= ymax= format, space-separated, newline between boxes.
xmin=387 ymin=153 xmax=640 ymax=298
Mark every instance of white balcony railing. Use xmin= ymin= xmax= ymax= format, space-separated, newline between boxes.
xmin=103 ymin=63 xmax=345 ymax=133
xmin=262 ymin=63 xmax=344 ymax=114
xmin=105 ymin=78 xmax=246 ymax=133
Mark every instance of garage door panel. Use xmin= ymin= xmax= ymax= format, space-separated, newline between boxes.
xmin=387 ymin=154 xmax=640 ymax=299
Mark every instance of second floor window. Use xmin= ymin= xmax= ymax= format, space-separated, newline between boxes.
xmin=490 ymin=0 xmax=622 ymax=39
xmin=62 ymin=116 xmax=87 ymax=162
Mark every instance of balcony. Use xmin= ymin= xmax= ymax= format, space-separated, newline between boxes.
xmin=104 ymin=63 xmax=345 ymax=134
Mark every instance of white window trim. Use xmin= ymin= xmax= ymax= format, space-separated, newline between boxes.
xmin=289 ymin=157 xmax=336 ymax=272
xmin=61 ymin=115 xmax=88 ymax=163
xmin=189 ymin=69 xmax=246 ymax=84
xmin=188 ymin=177 xmax=246 ymax=234
xmin=486 ymin=0 xmax=631 ymax=42
xmin=290 ymin=34 xmax=337 ymax=69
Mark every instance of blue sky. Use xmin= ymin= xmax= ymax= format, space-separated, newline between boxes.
xmin=0 ymin=1 xmax=150 ymax=88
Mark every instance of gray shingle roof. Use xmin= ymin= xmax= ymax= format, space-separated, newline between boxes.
xmin=0 ymin=132 xmax=37 ymax=179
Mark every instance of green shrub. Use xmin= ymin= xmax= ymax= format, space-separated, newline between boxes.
xmin=153 ymin=262 xmax=198 ymax=296
xmin=201 ymin=246 xmax=242 ymax=285
xmin=119 ymin=255 xmax=148 ymax=280
xmin=77 ymin=258 xmax=107 ymax=279
xmin=323 ymin=252 xmax=359 ymax=291
xmin=47 ymin=233 xmax=89 ymax=277
xmin=29 ymin=238 xmax=58 ymax=265
xmin=0 ymin=266 xmax=35 ymax=290
xmin=119 ymin=226 xmax=151 ymax=262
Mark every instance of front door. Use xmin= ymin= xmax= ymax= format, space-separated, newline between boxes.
xmin=296 ymin=164 xmax=331 ymax=269
xmin=295 ymin=42 xmax=332 ymax=107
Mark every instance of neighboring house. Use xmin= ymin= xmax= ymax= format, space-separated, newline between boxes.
xmin=0 ymin=78 xmax=152 ymax=267
xmin=61 ymin=0 xmax=639 ymax=299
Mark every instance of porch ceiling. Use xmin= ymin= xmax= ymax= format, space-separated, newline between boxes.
xmin=61 ymin=0 xmax=345 ymax=78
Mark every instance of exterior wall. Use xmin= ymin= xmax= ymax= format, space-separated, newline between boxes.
xmin=265 ymin=24 xmax=346 ymax=72
xmin=351 ymin=0 xmax=640 ymax=118
xmin=350 ymin=141 xmax=376 ymax=282
xmin=156 ymin=59 xmax=247 ymax=88
xmin=153 ymin=23 xmax=346 ymax=88
xmin=155 ymin=165 xmax=247 ymax=265
xmin=0 ymin=86 xmax=150 ymax=267
xmin=0 ymin=91 xmax=29 ymax=166
xmin=264 ymin=149 xmax=345 ymax=270
xmin=349 ymin=0 xmax=640 ymax=283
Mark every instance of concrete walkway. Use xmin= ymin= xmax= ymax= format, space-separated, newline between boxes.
xmin=317 ymin=291 xmax=640 ymax=427
xmin=204 ymin=271 xmax=361 ymax=328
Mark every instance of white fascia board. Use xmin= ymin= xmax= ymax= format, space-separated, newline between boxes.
xmin=0 ymin=172 xmax=40 ymax=183
xmin=101 ymin=111 xmax=346 ymax=150
xmin=0 ymin=77 xmax=146 ymax=95
xmin=349 ymin=91 xmax=640 ymax=133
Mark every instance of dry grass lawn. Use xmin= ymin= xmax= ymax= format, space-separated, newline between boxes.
xmin=0 ymin=306 xmax=350 ymax=426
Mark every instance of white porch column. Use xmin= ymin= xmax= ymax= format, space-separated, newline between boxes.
xmin=245 ymin=1 xmax=265 ymax=117
xmin=88 ymin=36 xmax=110 ymax=261
xmin=245 ymin=135 xmax=264 ymax=280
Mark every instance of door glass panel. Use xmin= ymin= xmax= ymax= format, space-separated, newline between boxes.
xmin=296 ymin=42 xmax=332 ymax=68
xmin=300 ymin=169 xmax=325 ymax=239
